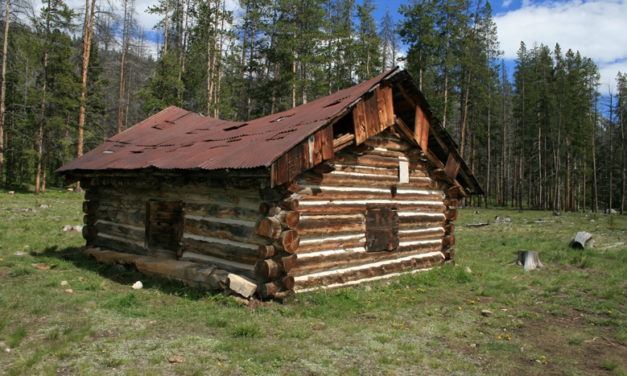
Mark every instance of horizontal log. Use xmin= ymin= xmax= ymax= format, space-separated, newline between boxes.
xmin=84 ymin=248 xmax=233 ymax=291
xmin=254 ymin=254 xmax=299 ymax=281
xmin=258 ymin=244 xmax=276 ymax=258
xmin=256 ymin=216 xmax=282 ymax=239
xmin=95 ymin=206 xmax=145 ymax=227
xmin=295 ymin=185 xmax=445 ymax=202
xmin=184 ymin=216 xmax=262 ymax=245
xmin=260 ymin=281 xmax=281 ymax=298
xmin=98 ymin=185 xmax=262 ymax=211
xmin=179 ymin=251 xmax=255 ymax=275
xmin=334 ymin=152 xmax=430 ymax=170
xmin=290 ymin=240 xmax=442 ymax=275
xmin=398 ymin=212 xmax=447 ymax=226
xmin=182 ymin=234 xmax=260 ymax=265
xmin=448 ymin=185 xmax=465 ymax=198
xmin=333 ymin=133 xmax=355 ymax=152
xmin=255 ymin=258 xmax=282 ymax=281
xmin=82 ymin=200 xmax=99 ymax=214
xmin=442 ymin=235 xmax=455 ymax=248
xmin=282 ymin=275 xmax=295 ymax=290
xmin=363 ymin=136 xmax=414 ymax=152
xmin=297 ymin=199 xmax=446 ymax=216
xmin=83 ymin=214 xmax=97 ymax=226
xmin=330 ymin=163 xmax=431 ymax=179
xmin=297 ymin=214 xmax=366 ymax=236
xmin=298 ymin=233 xmax=366 ymax=254
xmin=276 ymin=211 xmax=300 ymax=229
xmin=278 ymin=230 xmax=300 ymax=254
xmin=398 ymin=227 xmax=445 ymax=242
xmin=82 ymin=225 xmax=98 ymax=242
xmin=96 ymin=220 xmax=145 ymax=242
xmin=281 ymin=254 xmax=298 ymax=273
xmin=298 ymin=171 xmax=438 ymax=189
xmin=184 ymin=202 xmax=260 ymax=221
xmin=444 ymin=222 xmax=455 ymax=234
xmin=279 ymin=197 xmax=299 ymax=211
xmin=443 ymin=246 xmax=454 ymax=262
xmin=446 ymin=198 xmax=459 ymax=209
xmin=93 ymin=234 xmax=147 ymax=256
xmin=445 ymin=209 xmax=458 ymax=221
xmin=293 ymin=252 xmax=444 ymax=290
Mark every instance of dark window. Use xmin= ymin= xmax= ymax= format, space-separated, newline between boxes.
xmin=365 ymin=205 xmax=399 ymax=252
xmin=146 ymin=200 xmax=184 ymax=255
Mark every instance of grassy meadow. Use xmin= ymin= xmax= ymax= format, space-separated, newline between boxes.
xmin=0 ymin=190 xmax=625 ymax=375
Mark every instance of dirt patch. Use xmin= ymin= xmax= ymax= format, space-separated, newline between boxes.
xmin=513 ymin=308 xmax=626 ymax=375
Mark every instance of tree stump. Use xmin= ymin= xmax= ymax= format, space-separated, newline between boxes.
xmin=570 ymin=232 xmax=592 ymax=249
xmin=515 ymin=251 xmax=543 ymax=271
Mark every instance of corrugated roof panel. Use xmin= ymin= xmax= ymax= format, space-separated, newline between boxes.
xmin=59 ymin=69 xmax=397 ymax=173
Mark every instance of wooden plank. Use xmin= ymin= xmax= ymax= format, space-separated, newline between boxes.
xmin=415 ymin=104 xmax=430 ymax=153
xmin=376 ymin=85 xmax=395 ymax=129
xmin=227 ymin=273 xmax=258 ymax=298
xmin=445 ymin=153 xmax=461 ymax=180
xmin=365 ymin=206 xmax=399 ymax=252
xmin=353 ymin=99 xmax=369 ymax=144
xmin=319 ymin=125 xmax=335 ymax=160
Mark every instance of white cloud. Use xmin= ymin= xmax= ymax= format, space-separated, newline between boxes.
xmin=502 ymin=0 xmax=515 ymax=9
xmin=495 ymin=0 xmax=627 ymax=88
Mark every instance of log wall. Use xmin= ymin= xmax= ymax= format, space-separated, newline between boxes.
xmin=282 ymin=130 xmax=458 ymax=292
xmin=81 ymin=175 xmax=266 ymax=279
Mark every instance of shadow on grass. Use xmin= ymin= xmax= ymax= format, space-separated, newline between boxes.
xmin=35 ymin=245 xmax=216 ymax=301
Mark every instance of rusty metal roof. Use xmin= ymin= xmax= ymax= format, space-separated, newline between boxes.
xmin=58 ymin=69 xmax=398 ymax=173
xmin=58 ymin=68 xmax=482 ymax=195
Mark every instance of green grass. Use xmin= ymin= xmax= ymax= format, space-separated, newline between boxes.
xmin=1 ymin=190 xmax=626 ymax=375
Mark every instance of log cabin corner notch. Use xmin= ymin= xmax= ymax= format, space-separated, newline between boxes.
xmin=58 ymin=67 xmax=482 ymax=300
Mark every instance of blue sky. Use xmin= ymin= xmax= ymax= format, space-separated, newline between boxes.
xmin=117 ymin=0 xmax=627 ymax=91
xmin=371 ymin=0 xmax=627 ymax=91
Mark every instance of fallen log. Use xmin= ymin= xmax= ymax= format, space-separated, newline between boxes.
xmin=466 ymin=222 xmax=489 ymax=227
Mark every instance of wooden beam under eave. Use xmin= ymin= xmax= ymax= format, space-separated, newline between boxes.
xmin=415 ymin=104 xmax=430 ymax=153
xmin=445 ymin=153 xmax=461 ymax=180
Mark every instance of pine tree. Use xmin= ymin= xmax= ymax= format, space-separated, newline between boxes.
xmin=354 ymin=0 xmax=381 ymax=81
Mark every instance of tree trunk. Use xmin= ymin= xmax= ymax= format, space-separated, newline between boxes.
xmin=0 ymin=0 xmax=10 ymax=186
xmin=36 ymin=0 xmax=51 ymax=195
xmin=116 ymin=0 xmax=131 ymax=134
xmin=78 ymin=0 xmax=96 ymax=161
xmin=515 ymin=251 xmax=543 ymax=271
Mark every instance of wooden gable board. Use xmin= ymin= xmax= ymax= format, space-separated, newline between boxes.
xmin=354 ymin=86 xmax=395 ymax=145
xmin=415 ymin=105 xmax=430 ymax=153
xmin=272 ymin=125 xmax=335 ymax=186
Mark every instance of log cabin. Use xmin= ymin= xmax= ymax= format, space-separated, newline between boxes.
xmin=58 ymin=68 xmax=482 ymax=300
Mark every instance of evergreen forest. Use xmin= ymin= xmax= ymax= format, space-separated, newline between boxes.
xmin=0 ymin=0 xmax=625 ymax=213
